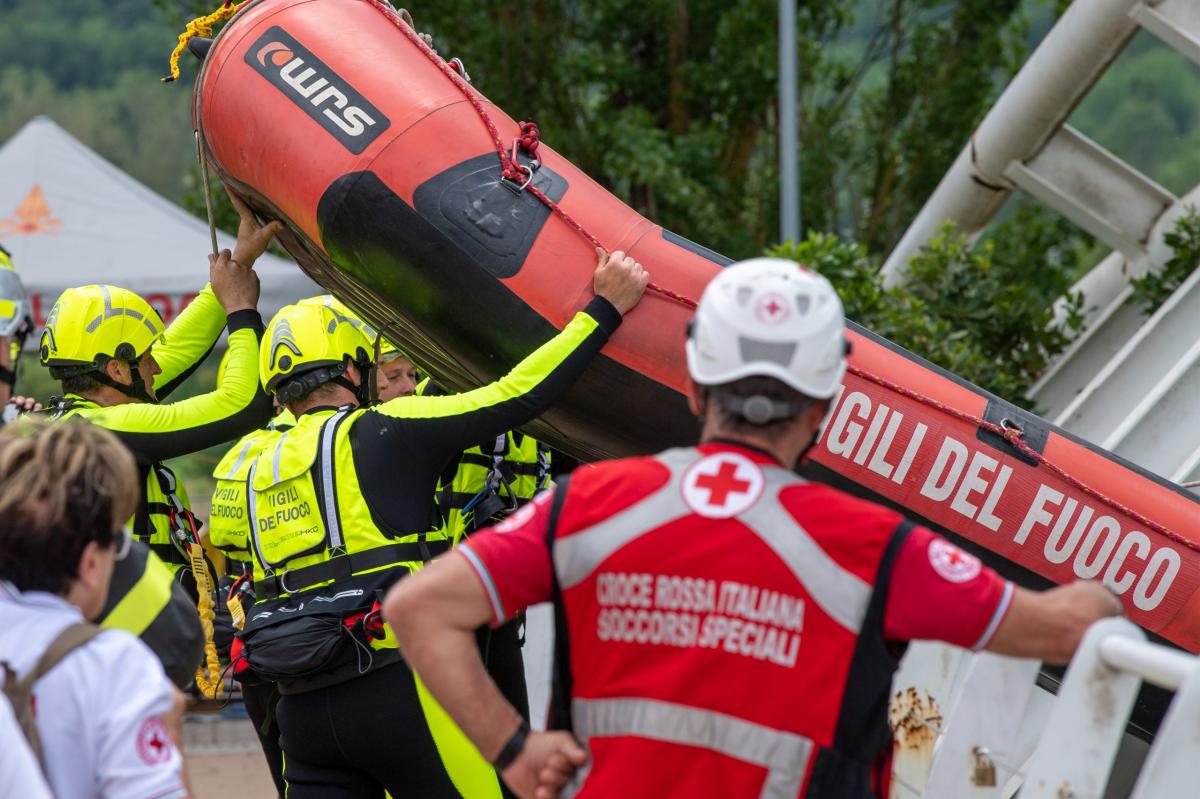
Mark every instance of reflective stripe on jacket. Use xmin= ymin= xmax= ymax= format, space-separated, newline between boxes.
xmin=437 ymin=430 xmax=552 ymax=543
xmin=547 ymin=446 xmax=910 ymax=798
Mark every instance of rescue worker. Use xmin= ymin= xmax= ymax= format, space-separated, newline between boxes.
xmin=378 ymin=339 xmax=418 ymax=401
xmin=37 ymin=190 xmax=280 ymax=687
xmin=209 ymin=251 xmax=647 ymax=798
xmin=0 ymin=244 xmax=36 ymax=415
xmin=385 ymin=258 xmax=1126 ymax=799
xmin=208 ymin=295 xmax=380 ymax=797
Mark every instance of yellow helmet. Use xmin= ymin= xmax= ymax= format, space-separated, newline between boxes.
xmin=0 ymin=245 xmax=32 ymax=339
xmin=261 ymin=301 xmax=375 ymax=404
xmin=39 ymin=285 xmax=165 ymax=379
xmin=300 ymin=294 xmax=406 ymax=360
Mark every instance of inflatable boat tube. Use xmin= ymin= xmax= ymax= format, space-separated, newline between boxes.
xmin=196 ymin=0 xmax=1199 ymax=731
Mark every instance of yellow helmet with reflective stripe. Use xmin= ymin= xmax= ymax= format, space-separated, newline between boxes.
xmin=0 ymin=246 xmax=32 ymax=339
xmin=261 ymin=301 xmax=374 ymax=403
xmin=39 ymin=285 xmax=165 ymax=377
xmin=300 ymin=294 xmax=405 ymax=360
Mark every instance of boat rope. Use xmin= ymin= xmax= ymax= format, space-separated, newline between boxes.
xmin=848 ymin=363 xmax=1199 ymax=555
xmin=368 ymin=0 xmax=1198 ymax=553
xmin=162 ymin=1 xmax=248 ymax=83
xmin=363 ymin=0 xmax=698 ymax=310
xmin=172 ymin=0 xmax=1191 ymax=559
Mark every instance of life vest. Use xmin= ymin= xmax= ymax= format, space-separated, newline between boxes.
xmin=48 ymin=395 xmax=197 ymax=574
xmin=437 ymin=430 xmax=552 ymax=543
xmin=212 ymin=408 xmax=450 ymax=681
xmin=545 ymin=446 xmax=908 ymax=799
xmin=211 ymin=409 xmax=299 ymax=575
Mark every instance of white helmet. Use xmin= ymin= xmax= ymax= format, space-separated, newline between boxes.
xmin=686 ymin=258 xmax=847 ymax=401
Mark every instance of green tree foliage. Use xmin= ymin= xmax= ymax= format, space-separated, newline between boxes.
xmin=6 ymin=0 xmax=1200 ymax=415
xmin=380 ymin=0 xmax=1035 ymax=259
xmin=1130 ymin=207 xmax=1200 ymax=314
xmin=770 ymin=204 xmax=1086 ymax=405
xmin=0 ymin=0 xmax=193 ymax=198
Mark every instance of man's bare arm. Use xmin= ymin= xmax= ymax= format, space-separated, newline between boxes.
xmin=985 ymin=580 xmax=1122 ymax=665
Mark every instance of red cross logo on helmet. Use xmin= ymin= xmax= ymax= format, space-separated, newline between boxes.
xmin=682 ymin=452 xmax=764 ymax=518
xmin=754 ymin=291 xmax=790 ymax=325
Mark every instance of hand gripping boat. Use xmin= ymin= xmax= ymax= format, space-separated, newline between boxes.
xmin=193 ymin=0 xmax=1200 ymax=733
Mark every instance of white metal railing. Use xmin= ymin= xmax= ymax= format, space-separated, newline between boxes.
xmin=910 ymin=618 xmax=1200 ymax=798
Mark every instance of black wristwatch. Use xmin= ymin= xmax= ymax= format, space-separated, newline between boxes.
xmin=491 ymin=719 xmax=530 ymax=771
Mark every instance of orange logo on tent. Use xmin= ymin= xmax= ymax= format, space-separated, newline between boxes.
xmin=0 ymin=185 xmax=63 ymax=237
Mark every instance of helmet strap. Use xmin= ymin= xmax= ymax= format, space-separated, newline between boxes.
xmin=331 ymin=374 xmax=362 ymax=404
xmin=91 ymin=360 xmax=156 ymax=404
xmin=358 ymin=361 xmax=379 ymax=406
xmin=715 ymin=393 xmax=811 ymax=426
xmin=325 ymin=353 xmax=378 ymax=407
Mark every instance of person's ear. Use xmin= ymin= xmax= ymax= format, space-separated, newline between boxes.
xmin=104 ymin=358 xmax=129 ymax=385
xmin=76 ymin=540 xmax=106 ymax=590
xmin=344 ymin=359 xmax=362 ymax=387
xmin=805 ymin=399 xmax=831 ymax=433
xmin=686 ymin=378 xmax=706 ymax=417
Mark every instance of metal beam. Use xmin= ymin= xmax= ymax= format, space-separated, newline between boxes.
xmin=1004 ymin=125 xmax=1175 ymax=258
xmin=880 ymin=0 xmax=1153 ymax=285
xmin=1133 ymin=0 xmax=1200 ymax=67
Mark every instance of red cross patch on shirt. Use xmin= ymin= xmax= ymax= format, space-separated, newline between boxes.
xmin=681 ymin=452 xmax=765 ymax=519
xmin=928 ymin=538 xmax=982 ymax=584
xmin=136 ymin=717 xmax=174 ymax=765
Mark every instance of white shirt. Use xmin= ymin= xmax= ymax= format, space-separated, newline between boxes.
xmin=0 ymin=673 xmax=53 ymax=799
xmin=0 ymin=582 xmax=186 ymax=799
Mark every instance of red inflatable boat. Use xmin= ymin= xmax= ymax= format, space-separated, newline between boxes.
xmin=194 ymin=0 xmax=1200 ymax=728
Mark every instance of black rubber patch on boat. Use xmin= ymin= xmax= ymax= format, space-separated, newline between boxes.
xmin=411 ymin=153 xmax=568 ymax=279
xmin=976 ymin=399 xmax=1049 ymax=465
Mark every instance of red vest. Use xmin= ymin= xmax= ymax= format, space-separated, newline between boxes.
xmin=546 ymin=444 xmax=910 ymax=798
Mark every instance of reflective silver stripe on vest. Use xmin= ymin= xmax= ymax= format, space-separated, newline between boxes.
xmin=247 ymin=461 xmax=269 ymax=572
xmin=570 ymin=697 xmax=811 ymax=799
xmin=552 ymin=447 xmax=870 ymax=633
xmin=739 ymin=474 xmax=871 ymax=633
xmin=225 ymin=438 xmax=255 ymax=479
xmin=553 ymin=448 xmax=696 ymax=589
xmin=271 ymin=432 xmax=289 ymax=486
xmin=319 ymin=410 xmax=350 ymax=551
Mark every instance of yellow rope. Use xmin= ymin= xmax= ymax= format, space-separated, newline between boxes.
xmin=187 ymin=542 xmax=223 ymax=699
xmin=161 ymin=1 xmax=247 ymax=83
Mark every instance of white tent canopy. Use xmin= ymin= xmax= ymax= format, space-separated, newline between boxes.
xmin=0 ymin=115 xmax=317 ymax=331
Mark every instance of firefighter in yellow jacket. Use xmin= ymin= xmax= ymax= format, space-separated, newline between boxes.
xmin=209 ymin=252 xmax=647 ymax=798
xmin=38 ymin=191 xmax=280 ymax=687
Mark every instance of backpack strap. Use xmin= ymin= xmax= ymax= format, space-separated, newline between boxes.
xmin=543 ymin=477 xmax=574 ymax=732
xmin=3 ymin=622 xmax=102 ymax=771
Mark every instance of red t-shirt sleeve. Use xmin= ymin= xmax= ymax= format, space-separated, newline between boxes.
xmin=457 ymin=488 xmax=557 ymax=625
xmin=883 ymin=526 xmax=1013 ymax=650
